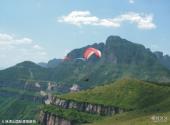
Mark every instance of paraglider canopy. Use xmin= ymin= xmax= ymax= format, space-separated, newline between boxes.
xmin=63 ymin=47 xmax=101 ymax=61
xmin=83 ymin=47 xmax=101 ymax=60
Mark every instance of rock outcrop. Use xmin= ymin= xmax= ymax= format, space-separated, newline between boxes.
xmin=39 ymin=95 xmax=127 ymax=125
xmin=39 ymin=111 xmax=71 ymax=125
xmin=51 ymin=96 xmax=125 ymax=116
xmin=154 ymin=51 xmax=170 ymax=69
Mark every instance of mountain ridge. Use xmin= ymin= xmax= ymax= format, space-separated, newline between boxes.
xmin=38 ymin=58 xmax=62 ymax=68
xmin=154 ymin=51 xmax=170 ymax=69
xmin=0 ymin=35 xmax=170 ymax=92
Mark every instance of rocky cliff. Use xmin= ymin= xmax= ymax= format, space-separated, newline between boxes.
xmin=39 ymin=111 xmax=71 ymax=125
xmin=39 ymin=96 xmax=127 ymax=125
xmin=154 ymin=51 xmax=170 ymax=69
xmin=51 ymin=96 xmax=125 ymax=116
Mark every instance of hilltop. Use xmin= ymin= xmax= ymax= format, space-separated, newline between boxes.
xmin=41 ymin=78 xmax=170 ymax=125
xmin=59 ymin=78 xmax=170 ymax=111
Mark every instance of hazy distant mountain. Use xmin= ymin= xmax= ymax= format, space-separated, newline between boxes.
xmin=47 ymin=58 xmax=62 ymax=68
xmin=38 ymin=58 xmax=62 ymax=68
xmin=38 ymin=62 xmax=48 ymax=68
xmin=0 ymin=61 xmax=51 ymax=81
xmin=154 ymin=51 xmax=170 ymax=70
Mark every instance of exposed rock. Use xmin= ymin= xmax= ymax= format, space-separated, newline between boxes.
xmin=51 ymin=97 xmax=126 ymax=116
xmin=154 ymin=51 xmax=170 ymax=69
xmin=39 ymin=96 xmax=127 ymax=125
xmin=39 ymin=111 xmax=71 ymax=125
xmin=70 ymin=84 xmax=80 ymax=93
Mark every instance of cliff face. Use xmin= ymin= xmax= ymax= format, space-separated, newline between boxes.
xmin=51 ymin=97 xmax=124 ymax=116
xmin=39 ymin=111 xmax=71 ymax=125
xmin=39 ymin=96 xmax=126 ymax=125
xmin=154 ymin=51 xmax=170 ymax=69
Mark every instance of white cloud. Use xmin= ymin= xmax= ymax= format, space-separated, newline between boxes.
xmin=58 ymin=11 xmax=156 ymax=30
xmin=0 ymin=33 xmax=48 ymax=67
xmin=58 ymin=11 xmax=119 ymax=28
xmin=0 ymin=34 xmax=33 ymax=46
xmin=58 ymin=11 xmax=99 ymax=26
xmin=129 ymin=0 xmax=135 ymax=4
xmin=33 ymin=44 xmax=43 ymax=50
xmin=0 ymin=34 xmax=13 ymax=41
xmin=15 ymin=38 xmax=33 ymax=45
xmin=113 ymin=12 xmax=156 ymax=29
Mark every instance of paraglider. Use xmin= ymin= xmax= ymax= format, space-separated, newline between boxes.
xmin=75 ymin=57 xmax=86 ymax=61
xmin=83 ymin=47 xmax=102 ymax=60
xmin=64 ymin=47 xmax=101 ymax=61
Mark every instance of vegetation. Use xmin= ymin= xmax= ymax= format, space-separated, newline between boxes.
xmin=0 ymin=86 xmax=42 ymax=121
xmin=59 ymin=79 xmax=170 ymax=110
xmin=0 ymin=96 xmax=41 ymax=120
xmin=84 ymin=111 xmax=170 ymax=125
xmin=0 ymin=87 xmax=40 ymax=97
xmin=42 ymin=78 xmax=170 ymax=125
xmin=42 ymin=105 xmax=102 ymax=124
xmin=0 ymin=61 xmax=51 ymax=81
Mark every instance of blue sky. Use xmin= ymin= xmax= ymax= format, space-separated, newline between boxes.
xmin=0 ymin=0 xmax=170 ymax=68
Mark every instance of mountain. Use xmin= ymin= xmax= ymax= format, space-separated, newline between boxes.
xmin=0 ymin=61 xmax=51 ymax=81
xmin=154 ymin=51 xmax=170 ymax=69
xmin=39 ymin=78 xmax=170 ymax=125
xmin=0 ymin=36 xmax=170 ymax=91
xmin=47 ymin=58 xmax=62 ymax=68
xmin=38 ymin=62 xmax=48 ymax=68
xmin=0 ymin=62 xmax=50 ymax=120
xmin=38 ymin=58 xmax=62 ymax=68
xmin=50 ymin=36 xmax=170 ymax=91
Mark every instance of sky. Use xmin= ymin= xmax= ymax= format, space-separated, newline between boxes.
xmin=0 ymin=0 xmax=170 ymax=68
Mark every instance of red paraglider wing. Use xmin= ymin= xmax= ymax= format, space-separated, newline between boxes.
xmin=83 ymin=47 xmax=101 ymax=60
